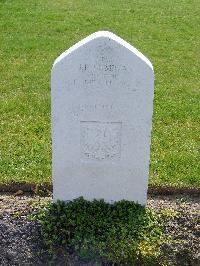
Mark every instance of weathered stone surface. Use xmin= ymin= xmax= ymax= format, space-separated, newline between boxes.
xmin=51 ymin=31 xmax=154 ymax=205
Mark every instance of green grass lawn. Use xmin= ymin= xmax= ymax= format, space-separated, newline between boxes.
xmin=0 ymin=0 xmax=199 ymax=187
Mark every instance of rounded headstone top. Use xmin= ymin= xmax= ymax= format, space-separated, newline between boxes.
xmin=53 ymin=31 xmax=153 ymax=71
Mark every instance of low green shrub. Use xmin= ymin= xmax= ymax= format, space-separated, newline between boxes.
xmin=37 ymin=197 xmax=164 ymax=265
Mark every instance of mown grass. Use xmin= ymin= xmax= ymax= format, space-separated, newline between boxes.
xmin=0 ymin=0 xmax=199 ymax=186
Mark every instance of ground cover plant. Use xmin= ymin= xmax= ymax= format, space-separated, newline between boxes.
xmin=1 ymin=194 xmax=199 ymax=265
xmin=37 ymin=197 xmax=165 ymax=265
xmin=0 ymin=0 xmax=199 ymax=187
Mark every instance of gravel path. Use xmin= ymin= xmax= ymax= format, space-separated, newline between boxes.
xmin=0 ymin=193 xmax=199 ymax=266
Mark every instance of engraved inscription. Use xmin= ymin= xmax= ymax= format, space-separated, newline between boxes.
xmin=79 ymin=104 xmax=113 ymax=112
xmin=78 ymin=62 xmax=127 ymax=87
xmin=80 ymin=121 xmax=122 ymax=161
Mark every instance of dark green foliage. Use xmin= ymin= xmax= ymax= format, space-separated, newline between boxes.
xmin=38 ymin=197 xmax=164 ymax=265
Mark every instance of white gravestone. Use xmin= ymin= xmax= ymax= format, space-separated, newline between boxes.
xmin=51 ymin=31 xmax=154 ymax=205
